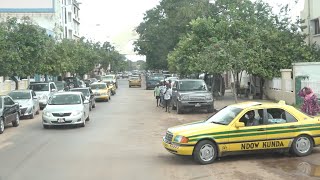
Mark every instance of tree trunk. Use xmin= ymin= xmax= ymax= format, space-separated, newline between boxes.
xmin=259 ymin=77 xmax=265 ymax=99
xmin=11 ymin=76 xmax=19 ymax=90
xmin=232 ymin=72 xmax=238 ymax=103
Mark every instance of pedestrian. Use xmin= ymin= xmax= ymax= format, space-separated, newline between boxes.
xmin=298 ymin=87 xmax=320 ymax=116
xmin=164 ymin=84 xmax=172 ymax=113
xmin=154 ymin=84 xmax=161 ymax=107
xmin=159 ymin=81 xmax=166 ymax=107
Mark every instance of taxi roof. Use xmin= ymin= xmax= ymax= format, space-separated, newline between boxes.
xmin=229 ymin=101 xmax=291 ymax=109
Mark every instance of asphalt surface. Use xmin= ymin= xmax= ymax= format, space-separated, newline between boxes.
xmin=1 ymin=78 xmax=320 ymax=180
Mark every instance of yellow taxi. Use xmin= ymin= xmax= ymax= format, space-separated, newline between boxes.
xmin=129 ymin=76 xmax=141 ymax=88
xmin=163 ymin=101 xmax=320 ymax=164
xmin=90 ymin=82 xmax=111 ymax=102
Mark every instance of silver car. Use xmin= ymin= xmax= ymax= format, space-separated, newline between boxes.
xmin=28 ymin=82 xmax=58 ymax=109
xmin=69 ymin=88 xmax=96 ymax=111
xmin=42 ymin=92 xmax=90 ymax=129
xmin=8 ymin=90 xmax=40 ymax=119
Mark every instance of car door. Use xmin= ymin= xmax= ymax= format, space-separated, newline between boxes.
xmin=4 ymin=97 xmax=15 ymax=123
xmin=228 ymin=108 xmax=267 ymax=152
xmin=264 ymin=108 xmax=301 ymax=149
xmin=32 ymin=91 xmax=39 ymax=111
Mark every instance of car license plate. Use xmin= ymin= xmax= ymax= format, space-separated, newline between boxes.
xmin=195 ymin=103 xmax=201 ymax=107
xmin=57 ymin=118 xmax=65 ymax=123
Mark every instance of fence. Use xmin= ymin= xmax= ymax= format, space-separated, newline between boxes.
xmin=0 ymin=80 xmax=29 ymax=95
xmin=265 ymin=78 xmax=295 ymax=105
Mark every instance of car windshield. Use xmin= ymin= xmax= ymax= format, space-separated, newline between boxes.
xmin=55 ymin=82 xmax=65 ymax=91
xmin=90 ymin=84 xmax=107 ymax=89
xmin=70 ymin=89 xmax=90 ymax=97
xmin=149 ymin=76 xmax=163 ymax=80
xmin=9 ymin=91 xmax=31 ymax=100
xmin=29 ymin=84 xmax=49 ymax=91
xmin=102 ymin=76 xmax=114 ymax=80
xmin=48 ymin=94 xmax=81 ymax=105
xmin=205 ymin=106 xmax=243 ymax=125
xmin=178 ymin=81 xmax=208 ymax=91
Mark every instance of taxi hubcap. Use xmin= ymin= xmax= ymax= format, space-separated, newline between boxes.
xmin=199 ymin=144 xmax=214 ymax=162
xmin=296 ymin=137 xmax=311 ymax=154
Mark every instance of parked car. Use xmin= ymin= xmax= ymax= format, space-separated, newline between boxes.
xmin=8 ymin=90 xmax=40 ymax=119
xmin=70 ymin=88 xmax=96 ymax=111
xmin=129 ymin=76 xmax=142 ymax=88
xmin=163 ymin=101 xmax=320 ymax=164
xmin=42 ymin=92 xmax=90 ymax=129
xmin=28 ymin=82 xmax=58 ymax=109
xmin=90 ymin=83 xmax=111 ymax=102
xmin=102 ymin=74 xmax=118 ymax=88
xmin=54 ymin=81 xmax=69 ymax=92
xmin=0 ymin=95 xmax=20 ymax=134
xmin=171 ymin=79 xmax=214 ymax=114
xmin=63 ymin=77 xmax=82 ymax=88
xmin=146 ymin=76 xmax=164 ymax=90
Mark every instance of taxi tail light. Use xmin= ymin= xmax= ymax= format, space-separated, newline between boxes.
xmin=181 ymin=137 xmax=189 ymax=143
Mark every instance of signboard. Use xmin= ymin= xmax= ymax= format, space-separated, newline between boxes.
xmin=0 ymin=0 xmax=55 ymax=13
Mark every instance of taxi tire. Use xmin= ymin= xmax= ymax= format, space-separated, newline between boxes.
xmin=291 ymin=135 xmax=314 ymax=157
xmin=193 ymin=140 xmax=217 ymax=165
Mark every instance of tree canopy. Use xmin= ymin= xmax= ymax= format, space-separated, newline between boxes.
xmin=0 ymin=17 xmax=129 ymax=79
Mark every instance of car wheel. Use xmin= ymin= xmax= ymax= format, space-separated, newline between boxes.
xmin=105 ymin=98 xmax=109 ymax=102
xmin=207 ymin=105 xmax=214 ymax=113
xmin=12 ymin=113 xmax=20 ymax=127
xmin=43 ymin=124 xmax=50 ymax=129
xmin=81 ymin=116 xmax=86 ymax=127
xmin=92 ymin=103 xmax=96 ymax=108
xmin=30 ymin=108 xmax=35 ymax=119
xmin=193 ymin=140 xmax=218 ymax=165
xmin=0 ymin=118 xmax=4 ymax=134
xmin=291 ymin=135 xmax=314 ymax=156
xmin=129 ymin=85 xmax=131 ymax=88
xmin=86 ymin=115 xmax=90 ymax=121
xmin=177 ymin=103 xmax=183 ymax=114
xmin=36 ymin=107 xmax=40 ymax=114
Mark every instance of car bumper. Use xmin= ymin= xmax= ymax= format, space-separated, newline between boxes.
xmin=178 ymin=100 xmax=213 ymax=109
xmin=95 ymin=95 xmax=110 ymax=100
xmin=162 ymin=138 xmax=194 ymax=155
xmin=20 ymin=107 xmax=33 ymax=116
xmin=42 ymin=114 xmax=84 ymax=126
xmin=129 ymin=83 xmax=141 ymax=86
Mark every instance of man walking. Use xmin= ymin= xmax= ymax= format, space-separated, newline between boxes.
xmin=159 ymin=81 xmax=166 ymax=107
xmin=154 ymin=84 xmax=161 ymax=107
xmin=164 ymin=85 xmax=172 ymax=113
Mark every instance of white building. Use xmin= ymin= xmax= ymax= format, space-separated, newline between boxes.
xmin=0 ymin=0 xmax=80 ymax=40
xmin=301 ymin=0 xmax=320 ymax=45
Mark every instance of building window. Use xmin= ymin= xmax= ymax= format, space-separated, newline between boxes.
xmin=315 ymin=18 xmax=320 ymax=35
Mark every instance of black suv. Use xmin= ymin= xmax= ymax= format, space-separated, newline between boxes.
xmin=63 ymin=77 xmax=82 ymax=88
xmin=171 ymin=79 xmax=214 ymax=114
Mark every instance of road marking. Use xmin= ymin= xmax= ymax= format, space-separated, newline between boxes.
xmin=0 ymin=142 xmax=13 ymax=150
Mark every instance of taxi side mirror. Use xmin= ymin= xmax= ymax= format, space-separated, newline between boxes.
xmin=235 ymin=122 xmax=245 ymax=128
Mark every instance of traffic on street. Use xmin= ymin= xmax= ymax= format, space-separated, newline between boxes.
xmin=0 ymin=76 xmax=320 ymax=180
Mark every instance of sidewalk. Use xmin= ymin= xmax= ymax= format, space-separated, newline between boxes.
xmin=214 ymin=89 xmax=273 ymax=110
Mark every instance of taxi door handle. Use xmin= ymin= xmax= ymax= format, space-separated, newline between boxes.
xmin=257 ymin=128 xmax=266 ymax=131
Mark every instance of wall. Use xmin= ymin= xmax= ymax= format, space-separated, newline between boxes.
xmin=0 ymin=80 xmax=29 ymax=95
xmin=264 ymin=69 xmax=295 ymax=105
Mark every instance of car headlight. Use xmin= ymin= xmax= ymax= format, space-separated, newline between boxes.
xmin=180 ymin=96 xmax=189 ymax=101
xmin=72 ymin=110 xmax=82 ymax=116
xmin=206 ymin=95 xmax=213 ymax=100
xmin=174 ymin=135 xmax=189 ymax=143
xmin=43 ymin=111 xmax=52 ymax=117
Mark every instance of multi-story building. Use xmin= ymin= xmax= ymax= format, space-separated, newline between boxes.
xmin=0 ymin=0 xmax=80 ymax=40
xmin=301 ymin=0 xmax=320 ymax=45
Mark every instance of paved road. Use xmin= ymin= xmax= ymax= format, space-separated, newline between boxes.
xmin=0 ymin=79 xmax=320 ymax=180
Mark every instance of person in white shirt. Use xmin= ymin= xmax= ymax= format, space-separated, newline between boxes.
xmin=159 ymin=81 xmax=166 ymax=107
xmin=163 ymin=85 xmax=173 ymax=113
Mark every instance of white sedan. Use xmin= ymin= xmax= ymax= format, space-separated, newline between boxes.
xmin=42 ymin=92 xmax=90 ymax=129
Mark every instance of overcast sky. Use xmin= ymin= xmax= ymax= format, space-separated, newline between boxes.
xmin=79 ymin=0 xmax=305 ymax=57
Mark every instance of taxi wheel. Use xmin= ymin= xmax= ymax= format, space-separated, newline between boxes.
xmin=193 ymin=140 xmax=217 ymax=165
xmin=291 ymin=135 xmax=314 ymax=156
